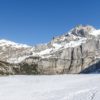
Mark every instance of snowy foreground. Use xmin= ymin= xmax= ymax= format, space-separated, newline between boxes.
xmin=0 ymin=75 xmax=100 ymax=100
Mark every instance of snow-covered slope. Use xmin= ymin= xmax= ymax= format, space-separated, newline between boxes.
xmin=0 ymin=75 xmax=99 ymax=100
xmin=89 ymin=30 xmax=100 ymax=36
xmin=0 ymin=39 xmax=30 ymax=48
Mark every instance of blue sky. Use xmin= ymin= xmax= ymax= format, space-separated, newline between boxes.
xmin=0 ymin=0 xmax=100 ymax=45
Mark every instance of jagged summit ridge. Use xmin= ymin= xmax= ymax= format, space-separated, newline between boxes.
xmin=0 ymin=25 xmax=99 ymax=48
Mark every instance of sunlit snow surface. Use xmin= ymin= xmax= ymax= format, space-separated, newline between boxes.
xmin=89 ymin=29 xmax=100 ymax=36
xmin=0 ymin=75 xmax=100 ymax=100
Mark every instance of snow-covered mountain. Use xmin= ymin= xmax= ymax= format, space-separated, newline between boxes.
xmin=0 ymin=25 xmax=100 ymax=75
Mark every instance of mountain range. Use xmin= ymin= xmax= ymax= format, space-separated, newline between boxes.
xmin=0 ymin=25 xmax=100 ymax=75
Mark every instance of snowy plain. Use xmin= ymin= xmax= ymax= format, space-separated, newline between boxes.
xmin=0 ymin=75 xmax=100 ymax=100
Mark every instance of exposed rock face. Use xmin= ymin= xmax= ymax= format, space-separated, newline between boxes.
xmin=0 ymin=25 xmax=100 ymax=75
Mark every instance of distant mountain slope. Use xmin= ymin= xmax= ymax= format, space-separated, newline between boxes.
xmin=0 ymin=25 xmax=100 ymax=75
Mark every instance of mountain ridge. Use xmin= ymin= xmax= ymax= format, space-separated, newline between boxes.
xmin=0 ymin=25 xmax=100 ymax=75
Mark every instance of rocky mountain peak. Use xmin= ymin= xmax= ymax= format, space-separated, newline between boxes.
xmin=50 ymin=25 xmax=92 ymax=44
xmin=69 ymin=25 xmax=96 ymax=37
